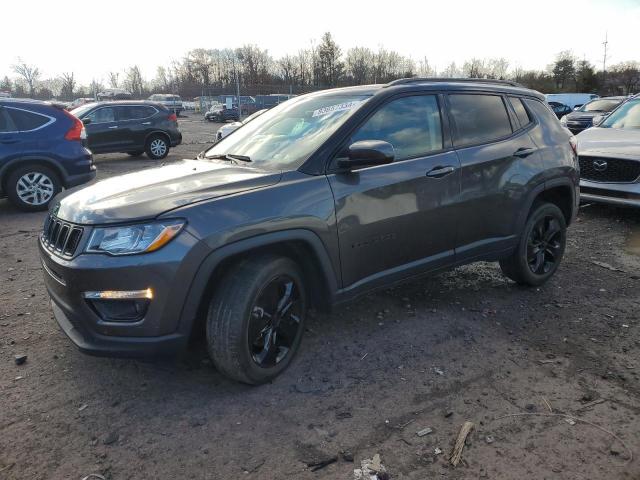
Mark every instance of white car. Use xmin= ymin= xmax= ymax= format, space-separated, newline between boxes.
xmin=215 ymin=109 xmax=267 ymax=141
xmin=577 ymin=95 xmax=640 ymax=207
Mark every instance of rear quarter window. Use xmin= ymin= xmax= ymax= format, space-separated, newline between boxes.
xmin=508 ymin=96 xmax=532 ymax=129
xmin=0 ymin=108 xmax=16 ymax=132
xmin=449 ymin=94 xmax=512 ymax=147
xmin=6 ymin=107 xmax=51 ymax=131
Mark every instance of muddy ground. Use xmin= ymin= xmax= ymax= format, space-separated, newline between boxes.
xmin=1 ymin=114 xmax=639 ymax=480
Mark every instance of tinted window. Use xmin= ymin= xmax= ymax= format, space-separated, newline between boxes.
xmin=7 ymin=108 xmax=50 ymax=131
xmin=449 ymin=94 xmax=512 ymax=147
xmin=508 ymin=97 xmax=532 ymax=128
xmin=86 ymin=107 xmax=115 ymax=123
xmin=0 ymin=109 xmax=15 ymax=132
xmin=351 ymin=95 xmax=443 ymax=161
xmin=117 ymin=106 xmax=156 ymax=120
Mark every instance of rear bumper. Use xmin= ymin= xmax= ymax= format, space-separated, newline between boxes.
xmin=171 ymin=131 xmax=182 ymax=147
xmin=580 ymin=179 xmax=640 ymax=207
xmin=64 ymin=167 xmax=96 ymax=188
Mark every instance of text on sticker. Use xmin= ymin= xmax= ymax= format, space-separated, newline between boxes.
xmin=312 ymin=101 xmax=362 ymax=117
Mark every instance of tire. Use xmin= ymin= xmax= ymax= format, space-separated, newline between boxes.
xmin=6 ymin=165 xmax=61 ymax=212
xmin=499 ymin=202 xmax=567 ymax=286
xmin=206 ymin=255 xmax=308 ymax=385
xmin=127 ymin=151 xmax=145 ymax=157
xmin=145 ymin=135 xmax=169 ymax=160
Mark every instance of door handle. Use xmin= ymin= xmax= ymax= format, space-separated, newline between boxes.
xmin=513 ymin=147 xmax=535 ymax=158
xmin=108 ymin=126 xmax=119 ymax=129
xmin=426 ymin=165 xmax=456 ymax=178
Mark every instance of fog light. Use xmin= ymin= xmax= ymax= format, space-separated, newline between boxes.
xmin=83 ymin=288 xmax=153 ymax=300
xmin=84 ymin=289 xmax=152 ymax=322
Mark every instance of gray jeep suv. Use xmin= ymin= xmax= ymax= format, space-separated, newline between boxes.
xmin=39 ymin=79 xmax=579 ymax=384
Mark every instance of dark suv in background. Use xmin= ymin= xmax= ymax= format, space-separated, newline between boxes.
xmin=40 ymin=79 xmax=578 ymax=384
xmin=560 ymin=96 xmax=627 ymax=134
xmin=70 ymin=101 xmax=182 ymax=159
xmin=0 ymin=98 xmax=95 ymax=211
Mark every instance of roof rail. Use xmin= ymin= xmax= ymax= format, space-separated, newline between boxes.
xmin=385 ymin=77 xmax=523 ymax=88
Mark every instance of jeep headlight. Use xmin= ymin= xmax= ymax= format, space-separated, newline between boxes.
xmin=86 ymin=220 xmax=185 ymax=255
xmin=560 ymin=115 xmax=568 ymax=125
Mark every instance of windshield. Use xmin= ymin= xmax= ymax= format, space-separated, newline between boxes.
xmin=580 ymin=99 xmax=621 ymax=112
xmin=600 ymin=99 xmax=640 ymax=129
xmin=204 ymin=93 xmax=370 ymax=170
xmin=70 ymin=104 xmax=98 ymax=118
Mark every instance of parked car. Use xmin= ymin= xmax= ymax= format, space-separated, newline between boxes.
xmin=545 ymin=93 xmax=599 ymax=110
xmin=560 ymin=96 xmax=626 ymax=134
xmin=70 ymin=101 xmax=182 ymax=160
xmin=97 ymin=89 xmax=132 ymax=101
xmin=0 ymin=98 xmax=95 ymax=211
xmin=548 ymin=101 xmax=573 ymax=119
xmin=0 ymin=91 xmax=12 ymax=98
xmin=148 ymin=94 xmax=183 ymax=116
xmin=39 ymin=79 xmax=578 ymax=384
xmin=205 ymin=104 xmax=239 ymax=122
xmin=576 ymin=95 xmax=640 ymax=207
xmin=215 ymin=109 xmax=267 ymax=141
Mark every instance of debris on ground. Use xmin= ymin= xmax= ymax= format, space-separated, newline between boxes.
xmin=591 ymin=261 xmax=625 ymax=272
xmin=434 ymin=447 xmax=443 ymax=455
xmin=417 ymin=427 xmax=433 ymax=437
xmin=14 ymin=354 xmax=27 ymax=365
xmin=450 ymin=421 xmax=475 ymax=466
xmin=354 ymin=453 xmax=387 ymax=479
xmin=103 ymin=431 xmax=119 ymax=445
xmin=485 ymin=435 xmax=495 ymax=444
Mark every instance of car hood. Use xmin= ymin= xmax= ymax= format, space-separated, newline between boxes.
xmin=577 ymin=127 xmax=640 ymax=160
xmin=53 ymin=159 xmax=282 ymax=225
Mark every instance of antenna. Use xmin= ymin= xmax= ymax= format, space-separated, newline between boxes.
xmin=602 ymin=32 xmax=609 ymax=86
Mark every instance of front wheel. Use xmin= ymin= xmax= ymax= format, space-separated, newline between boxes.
xmin=145 ymin=135 xmax=169 ymax=160
xmin=206 ymin=255 xmax=307 ymax=384
xmin=6 ymin=165 xmax=61 ymax=211
xmin=500 ymin=202 xmax=567 ymax=286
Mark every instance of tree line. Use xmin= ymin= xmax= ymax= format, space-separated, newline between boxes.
xmin=2 ymin=33 xmax=639 ymax=101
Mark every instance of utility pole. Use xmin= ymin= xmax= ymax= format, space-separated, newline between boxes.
xmin=602 ymin=32 xmax=609 ymax=89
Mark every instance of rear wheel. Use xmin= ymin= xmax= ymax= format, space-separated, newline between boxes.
xmin=206 ymin=255 xmax=307 ymax=384
xmin=6 ymin=165 xmax=61 ymax=211
xmin=500 ymin=202 xmax=567 ymax=286
xmin=145 ymin=135 xmax=169 ymax=160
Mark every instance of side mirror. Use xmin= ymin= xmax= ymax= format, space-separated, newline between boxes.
xmin=82 ymin=118 xmax=92 ymax=125
xmin=337 ymin=140 xmax=395 ymax=170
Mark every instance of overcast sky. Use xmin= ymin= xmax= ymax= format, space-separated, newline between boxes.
xmin=1 ymin=0 xmax=639 ymax=85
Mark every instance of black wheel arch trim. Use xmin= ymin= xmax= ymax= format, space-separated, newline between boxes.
xmin=176 ymin=229 xmax=339 ymax=338
xmin=144 ymin=130 xmax=172 ymax=145
xmin=517 ymin=177 xmax=578 ymax=233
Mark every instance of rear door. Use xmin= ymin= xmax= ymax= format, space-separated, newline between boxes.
xmin=448 ymin=93 xmax=542 ymax=259
xmin=114 ymin=105 xmax=157 ymax=151
xmin=328 ymin=94 xmax=460 ymax=288
xmin=83 ymin=106 xmax=122 ymax=152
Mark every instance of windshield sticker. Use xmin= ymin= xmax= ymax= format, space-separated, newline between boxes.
xmin=312 ymin=101 xmax=363 ymax=118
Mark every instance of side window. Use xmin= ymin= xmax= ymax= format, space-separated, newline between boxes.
xmin=350 ymin=95 xmax=443 ymax=161
xmin=449 ymin=94 xmax=512 ymax=147
xmin=508 ymin=97 xmax=532 ymax=128
xmin=6 ymin=108 xmax=50 ymax=131
xmin=116 ymin=106 xmax=154 ymax=120
xmin=86 ymin=107 xmax=115 ymax=123
xmin=0 ymin=108 xmax=16 ymax=132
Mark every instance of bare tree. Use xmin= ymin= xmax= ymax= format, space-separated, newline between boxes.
xmin=124 ymin=66 xmax=145 ymax=97
xmin=12 ymin=59 xmax=40 ymax=97
xmin=108 ymin=72 xmax=120 ymax=88
xmin=59 ymin=72 xmax=76 ymax=100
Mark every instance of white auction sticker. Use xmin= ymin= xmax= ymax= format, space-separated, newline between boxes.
xmin=312 ymin=101 xmax=362 ymax=118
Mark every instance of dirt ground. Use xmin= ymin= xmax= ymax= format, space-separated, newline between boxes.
xmin=1 ymin=114 xmax=639 ymax=480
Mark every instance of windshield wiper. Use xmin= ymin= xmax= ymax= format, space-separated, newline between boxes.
xmin=205 ymin=153 xmax=252 ymax=163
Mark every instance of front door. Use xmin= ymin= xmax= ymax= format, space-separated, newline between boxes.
xmin=328 ymin=94 xmax=460 ymax=288
xmin=83 ymin=106 xmax=123 ymax=153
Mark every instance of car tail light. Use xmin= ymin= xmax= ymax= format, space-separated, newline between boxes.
xmin=168 ymin=113 xmax=177 ymax=122
xmin=569 ymin=135 xmax=577 ymax=155
xmin=62 ymin=110 xmax=86 ymax=141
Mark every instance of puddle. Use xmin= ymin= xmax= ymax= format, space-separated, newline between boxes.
xmin=626 ymin=227 xmax=640 ymax=256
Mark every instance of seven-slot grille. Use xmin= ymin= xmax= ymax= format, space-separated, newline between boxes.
xmin=579 ymin=156 xmax=640 ymax=183
xmin=42 ymin=216 xmax=83 ymax=256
